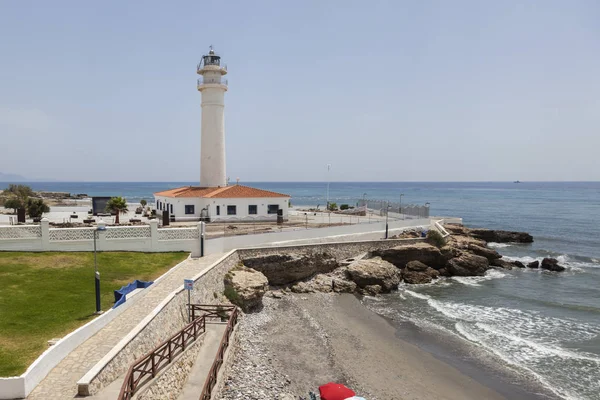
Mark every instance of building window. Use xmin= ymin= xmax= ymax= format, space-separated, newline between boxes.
xmin=248 ymin=205 xmax=257 ymax=215
xmin=216 ymin=205 xmax=220 ymax=216
xmin=185 ymin=205 xmax=195 ymax=215
xmin=157 ymin=201 xmax=161 ymax=210
xmin=268 ymin=204 xmax=279 ymax=214
xmin=227 ymin=205 xmax=237 ymax=215
xmin=170 ymin=204 xmax=173 ymax=214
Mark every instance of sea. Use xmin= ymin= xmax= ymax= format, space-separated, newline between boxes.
xmin=4 ymin=181 xmax=600 ymax=399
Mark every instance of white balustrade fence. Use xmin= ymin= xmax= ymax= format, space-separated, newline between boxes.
xmin=0 ymin=220 xmax=201 ymax=256
xmin=0 ymin=217 xmax=461 ymax=256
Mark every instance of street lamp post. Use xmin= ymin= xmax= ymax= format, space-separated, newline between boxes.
xmin=385 ymin=201 xmax=390 ymax=239
xmin=399 ymin=193 xmax=404 ymax=220
xmin=363 ymin=192 xmax=367 ymax=223
xmin=93 ymin=220 xmax=106 ymax=315
xmin=326 ymin=164 xmax=331 ymax=225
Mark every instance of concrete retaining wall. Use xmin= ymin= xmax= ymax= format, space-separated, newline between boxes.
xmin=78 ymin=251 xmax=241 ymax=396
xmin=136 ymin=335 xmax=206 ymax=400
xmin=237 ymin=237 xmax=424 ymax=262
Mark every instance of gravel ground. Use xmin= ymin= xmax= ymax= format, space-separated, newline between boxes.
xmin=217 ymin=293 xmax=507 ymax=400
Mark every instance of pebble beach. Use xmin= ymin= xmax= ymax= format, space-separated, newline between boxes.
xmin=218 ymin=293 xmax=512 ymax=400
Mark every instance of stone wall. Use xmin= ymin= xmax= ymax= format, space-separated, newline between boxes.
xmin=237 ymin=238 xmax=424 ymax=262
xmin=136 ymin=335 xmax=206 ymax=400
xmin=84 ymin=251 xmax=241 ymax=395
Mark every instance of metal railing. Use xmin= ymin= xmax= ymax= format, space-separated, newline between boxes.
xmin=197 ymin=78 xmax=228 ymax=86
xmin=198 ymin=305 xmax=239 ymax=400
xmin=117 ymin=304 xmax=237 ymax=400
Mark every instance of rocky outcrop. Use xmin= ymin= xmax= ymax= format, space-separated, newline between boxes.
xmin=446 ymin=252 xmax=490 ymax=276
xmin=541 ymin=257 xmax=566 ymax=272
xmin=468 ymin=244 xmax=502 ymax=260
xmin=513 ymin=260 xmax=526 ymax=268
xmin=242 ymin=253 xmax=338 ymax=286
xmin=224 ymin=267 xmax=269 ymax=312
xmin=363 ymin=285 xmax=382 ymax=296
xmin=468 ymin=228 xmax=533 ymax=243
xmin=527 ymin=260 xmax=539 ymax=268
xmin=446 ymin=235 xmax=488 ymax=249
xmin=347 ymin=257 xmax=400 ymax=293
xmin=491 ymin=258 xmax=514 ymax=270
xmin=402 ymin=260 xmax=440 ymax=284
xmin=371 ymin=243 xmax=447 ymax=269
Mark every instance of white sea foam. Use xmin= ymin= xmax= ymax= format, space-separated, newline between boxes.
xmin=487 ymin=242 xmax=512 ymax=249
xmin=505 ymin=254 xmax=599 ymax=270
xmin=427 ymin=300 xmax=600 ymax=400
xmin=450 ymin=269 xmax=507 ymax=286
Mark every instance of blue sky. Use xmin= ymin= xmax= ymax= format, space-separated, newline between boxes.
xmin=0 ymin=1 xmax=598 ymax=182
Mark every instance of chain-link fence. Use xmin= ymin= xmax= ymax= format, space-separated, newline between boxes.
xmin=357 ymin=199 xmax=430 ymax=218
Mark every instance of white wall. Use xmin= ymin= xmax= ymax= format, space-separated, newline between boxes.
xmin=153 ymin=195 xmax=289 ymax=222
xmin=0 ymin=220 xmax=202 ymax=257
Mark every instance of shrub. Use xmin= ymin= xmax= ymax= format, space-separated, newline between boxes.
xmin=328 ymin=202 xmax=338 ymax=211
xmin=340 ymin=204 xmax=349 ymax=210
xmin=224 ymin=285 xmax=240 ymax=305
xmin=140 ymin=199 xmax=147 ymax=207
xmin=27 ymin=198 xmax=50 ymax=218
xmin=426 ymin=229 xmax=445 ymax=248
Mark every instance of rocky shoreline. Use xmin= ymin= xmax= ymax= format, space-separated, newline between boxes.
xmin=217 ymin=224 xmax=571 ymax=399
xmin=223 ymin=224 xmax=566 ymax=312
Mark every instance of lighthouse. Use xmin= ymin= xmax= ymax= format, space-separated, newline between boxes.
xmin=197 ymin=46 xmax=228 ymax=187
xmin=154 ymin=47 xmax=290 ymax=223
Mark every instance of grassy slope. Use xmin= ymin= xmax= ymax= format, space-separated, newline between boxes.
xmin=0 ymin=251 xmax=188 ymax=377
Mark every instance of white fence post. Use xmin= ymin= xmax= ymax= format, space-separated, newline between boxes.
xmin=150 ymin=219 xmax=158 ymax=251
xmin=41 ymin=218 xmax=50 ymax=251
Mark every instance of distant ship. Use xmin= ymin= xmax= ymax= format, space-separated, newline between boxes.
xmin=514 ymin=180 xmax=521 ymax=183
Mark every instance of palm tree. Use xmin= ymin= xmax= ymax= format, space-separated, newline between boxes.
xmin=105 ymin=197 xmax=128 ymax=224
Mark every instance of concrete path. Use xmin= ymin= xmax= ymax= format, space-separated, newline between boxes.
xmin=178 ymin=323 xmax=226 ymax=400
xmin=26 ymin=253 xmax=225 ymax=400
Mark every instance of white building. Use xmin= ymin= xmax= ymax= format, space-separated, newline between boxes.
xmin=154 ymin=47 xmax=290 ymax=222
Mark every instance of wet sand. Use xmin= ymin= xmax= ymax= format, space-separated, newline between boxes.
xmin=219 ymin=293 xmax=524 ymax=399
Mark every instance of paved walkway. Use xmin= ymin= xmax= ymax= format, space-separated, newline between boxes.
xmin=178 ymin=323 xmax=226 ymax=400
xmin=27 ymin=253 xmax=225 ymax=400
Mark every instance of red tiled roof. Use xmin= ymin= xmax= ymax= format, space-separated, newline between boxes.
xmin=154 ymin=185 xmax=290 ymax=199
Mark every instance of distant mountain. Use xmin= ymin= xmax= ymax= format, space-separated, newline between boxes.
xmin=0 ymin=172 xmax=29 ymax=182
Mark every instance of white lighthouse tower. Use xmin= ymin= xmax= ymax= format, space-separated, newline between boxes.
xmin=197 ymin=46 xmax=228 ymax=187
xmin=154 ymin=47 xmax=290 ymax=223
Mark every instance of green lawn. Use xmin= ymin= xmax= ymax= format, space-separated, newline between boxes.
xmin=0 ymin=251 xmax=189 ymax=377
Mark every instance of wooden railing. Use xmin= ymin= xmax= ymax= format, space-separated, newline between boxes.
xmin=117 ymin=304 xmax=237 ymax=400
xmin=199 ymin=306 xmax=239 ymax=400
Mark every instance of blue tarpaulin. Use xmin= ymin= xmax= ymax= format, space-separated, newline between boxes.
xmin=113 ymin=280 xmax=153 ymax=308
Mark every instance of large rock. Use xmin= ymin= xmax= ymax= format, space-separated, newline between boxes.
xmin=490 ymin=258 xmax=514 ymax=270
xmin=447 ymin=235 xmax=488 ymax=249
xmin=541 ymin=257 xmax=566 ymax=272
xmin=242 ymin=253 xmax=338 ymax=286
xmin=513 ymin=260 xmax=526 ymax=268
xmin=468 ymin=228 xmax=533 ymax=243
xmin=291 ymin=274 xmax=333 ymax=293
xmin=347 ymin=257 xmax=400 ymax=292
xmin=402 ymin=260 xmax=440 ymax=284
xmin=405 ymin=260 xmax=440 ymax=279
xmin=468 ymin=244 xmax=502 ymax=260
xmin=446 ymin=253 xmax=490 ymax=276
xmin=527 ymin=260 xmax=539 ymax=269
xmin=402 ymin=271 xmax=433 ymax=284
xmin=371 ymin=243 xmax=447 ymax=269
xmin=224 ymin=267 xmax=269 ymax=312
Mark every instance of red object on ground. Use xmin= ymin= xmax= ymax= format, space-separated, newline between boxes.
xmin=319 ymin=382 xmax=356 ymax=400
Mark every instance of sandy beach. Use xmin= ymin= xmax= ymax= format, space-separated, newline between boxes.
xmin=218 ymin=293 xmax=514 ymax=400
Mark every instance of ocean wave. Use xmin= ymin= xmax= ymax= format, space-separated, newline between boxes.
xmin=450 ymin=269 xmax=508 ymax=287
xmin=455 ymin=320 xmax=600 ymax=400
xmin=487 ymin=242 xmax=512 ymax=249
xmin=505 ymin=254 xmax=599 ymax=270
